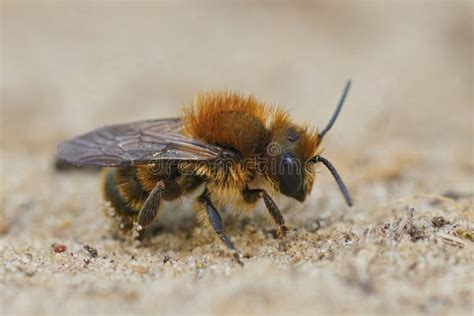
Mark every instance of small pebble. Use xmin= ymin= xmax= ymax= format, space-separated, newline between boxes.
xmin=84 ymin=245 xmax=98 ymax=257
xmin=53 ymin=244 xmax=67 ymax=253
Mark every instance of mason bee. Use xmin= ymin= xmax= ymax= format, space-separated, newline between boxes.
xmin=58 ymin=81 xmax=353 ymax=264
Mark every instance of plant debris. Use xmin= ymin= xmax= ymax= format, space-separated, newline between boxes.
xmin=431 ymin=216 xmax=450 ymax=228
xmin=455 ymin=228 xmax=474 ymax=242
xmin=163 ymin=254 xmax=172 ymax=264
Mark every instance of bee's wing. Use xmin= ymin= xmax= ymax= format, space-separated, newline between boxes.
xmin=57 ymin=118 xmax=228 ymax=166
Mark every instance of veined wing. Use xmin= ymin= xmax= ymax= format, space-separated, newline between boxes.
xmin=57 ymin=118 xmax=231 ymax=167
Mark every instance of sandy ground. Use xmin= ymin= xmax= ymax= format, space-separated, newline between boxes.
xmin=1 ymin=2 xmax=473 ymax=315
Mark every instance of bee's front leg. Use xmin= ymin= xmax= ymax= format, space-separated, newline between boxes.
xmin=196 ymin=190 xmax=243 ymax=266
xmin=242 ymin=187 xmax=288 ymax=238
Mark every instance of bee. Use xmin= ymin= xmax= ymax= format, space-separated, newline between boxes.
xmin=58 ymin=81 xmax=353 ymax=264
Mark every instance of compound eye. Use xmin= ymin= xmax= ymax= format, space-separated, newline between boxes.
xmin=279 ymin=152 xmax=303 ymax=197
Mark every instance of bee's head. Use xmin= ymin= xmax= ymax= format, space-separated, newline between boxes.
xmin=265 ymin=80 xmax=353 ymax=206
xmin=265 ymin=120 xmax=317 ymax=202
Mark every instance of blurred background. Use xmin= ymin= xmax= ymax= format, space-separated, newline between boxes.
xmin=1 ymin=2 xmax=472 ymax=315
xmin=2 ymin=1 xmax=472 ymax=212
xmin=2 ymin=2 xmax=471 ymax=153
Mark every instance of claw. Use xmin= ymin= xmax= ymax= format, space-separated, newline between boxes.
xmin=233 ymin=251 xmax=244 ymax=266
xmin=277 ymin=225 xmax=289 ymax=238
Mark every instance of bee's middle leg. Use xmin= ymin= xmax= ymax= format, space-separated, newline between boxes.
xmin=196 ymin=190 xmax=243 ymax=265
xmin=242 ymin=187 xmax=288 ymax=238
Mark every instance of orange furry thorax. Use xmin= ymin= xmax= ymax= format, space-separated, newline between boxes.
xmin=182 ymin=91 xmax=319 ymax=161
xmin=182 ymin=91 xmax=269 ymax=158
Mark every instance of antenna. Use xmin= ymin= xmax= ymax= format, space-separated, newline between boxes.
xmin=309 ymin=155 xmax=353 ymax=206
xmin=319 ymin=80 xmax=351 ymax=139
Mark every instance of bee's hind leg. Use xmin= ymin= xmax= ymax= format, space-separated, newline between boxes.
xmin=242 ymin=187 xmax=288 ymax=238
xmin=196 ymin=190 xmax=243 ymax=266
xmin=137 ymin=181 xmax=165 ymax=228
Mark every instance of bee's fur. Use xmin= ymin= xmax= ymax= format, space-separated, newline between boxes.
xmin=182 ymin=91 xmax=320 ymax=206
xmin=103 ymin=91 xmax=320 ymax=246
xmin=59 ymin=81 xmax=353 ymax=264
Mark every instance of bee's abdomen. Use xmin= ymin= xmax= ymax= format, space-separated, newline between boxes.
xmin=115 ymin=167 xmax=151 ymax=210
xmin=102 ymin=168 xmax=142 ymax=215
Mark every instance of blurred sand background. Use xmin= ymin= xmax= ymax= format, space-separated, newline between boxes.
xmin=1 ymin=1 xmax=473 ymax=315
